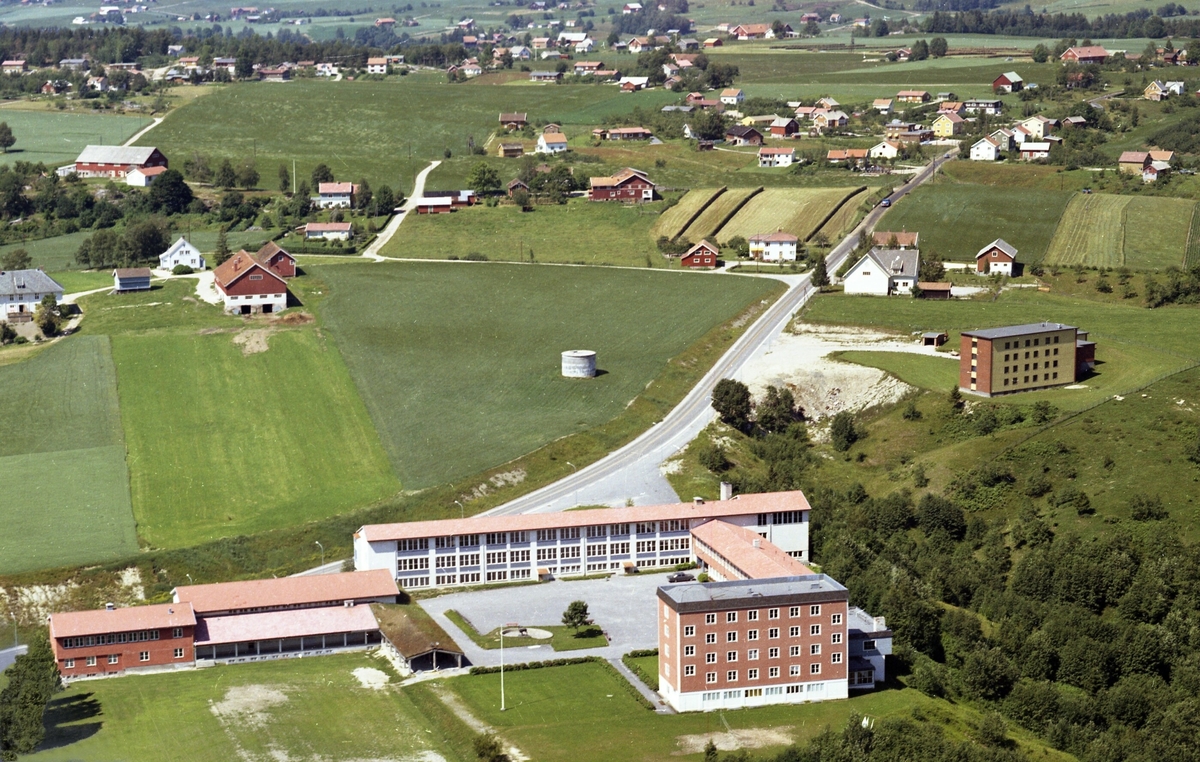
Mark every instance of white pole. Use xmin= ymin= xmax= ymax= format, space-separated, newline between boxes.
xmin=500 ymin=627 xmax=506 ymax=711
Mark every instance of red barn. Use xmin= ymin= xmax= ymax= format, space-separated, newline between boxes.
xmin=680 ymin=239 xmax=719 ymax=268
xmin=255 ymin=242 xmax=297 ymax=278
xmin=213 ymin=249 xmax=289 ymax=315
xmin=48 ymin=602 xmax=197 ymax=678
xmin=589 ymin=167 xmax=656 ymax=202
xmin=70 ymin=145 xmax=168 ymax=178
xmin=1060 ymin=46 xmax=1108 ymax=64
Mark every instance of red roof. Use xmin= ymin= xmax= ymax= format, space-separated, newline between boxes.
xmin=1063 ymin=45 xmax=1108 ymax=59
xmin=358 ymin=491 xmax=811 ymax=543
xmin=133 ymin=166 xmax=169 ymax=177
xmin=213 ymin=250 xmax=286 ymax=289
xmin=758 ymin=147 xmax=794 ymax=155
xmin=174 ymin=570 xmax=398 ymax=615
xmin=319 ymin=182 xmax=355 ymax=194
xmin=690 ymin=520 xmax=812 ymax=579
xmin=49 ymin=602 xmax=196 ymax=639
xmin=194 ymin=604 xmax=380 ymax=645
xmin=749 ymin=231 xmax=799 ymax=243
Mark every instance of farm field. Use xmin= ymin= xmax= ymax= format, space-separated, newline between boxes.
xmin=716 ymin=187 xmax=861 ymax=243
xmin=679 ymin=187 xmax=760 ymax=243
xmin=652 ymin=188 xmax=723 ymax=241
xmin=76 ymin=279 xmax=399 ymax=549
xmin=314 ymin=261 xmax=778 ymax=488
xmin=29 ymin=652 xmax=462 ymax=762
xmin=441 ymin=661 xmax=1067 ymax=762
xmin=877 ymin=182 xmax=1073 ymax=262
xmin=380 ymin=198 xmax=662 ymax=266
xmin=0 ymin=108 xmax=150 ymax=169
xmin=1117 ymin=197 xmax=1194 ymax=270
xmin=1044 ymin=194 xmax=1195 ymax=269
xmin=0 ymin=336 xmax=136 ymax=574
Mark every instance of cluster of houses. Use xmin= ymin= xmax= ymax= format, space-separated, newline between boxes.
xmin=1118 ymin=149 xmax=1176 ymax=183
xmin=673 ymin=231 xmax=802 ymax=269
xmin=840 ymin=232 xmax=1018 ymax=298
xmin=496 ymin=121 xmax=573 ymax=157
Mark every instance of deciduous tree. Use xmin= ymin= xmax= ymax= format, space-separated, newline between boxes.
xmin=562 ymin=600 xmax=590 ymax=631
xmin=712 ymin=378 xmax=752 ymax=430
xmin=0 ymin=121 xmax=16 ymax=153
xmin=1 ymin=248 xmax=30 ymax=270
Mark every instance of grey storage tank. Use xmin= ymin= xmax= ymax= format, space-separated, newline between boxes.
xmin=561 ymin=350 xmax=597 ymax=378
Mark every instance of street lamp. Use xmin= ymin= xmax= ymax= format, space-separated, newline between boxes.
xmin=455 ymin=500 xmax=465 ymax=519
xmin=500 ymin=626 xmax=506 ymax=711
xmin=315 ymin=540 xmax=325 ymax=567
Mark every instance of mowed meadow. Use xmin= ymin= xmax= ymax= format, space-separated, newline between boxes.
xmin=0 ymin=106 xmax=150 ymax=169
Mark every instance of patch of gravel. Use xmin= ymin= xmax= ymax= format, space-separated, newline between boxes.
xmin=674 ymin=727 xmax=794 ymax=755
xmin=353 ymin=667 xmax=391 ymax=690
xmin=233 ymin=327 xmax=277 ymax=356
xmin=118 ymin=567 xmax=145 ymax=601
xmin=209 ymin=685 xmax=289 ymax=729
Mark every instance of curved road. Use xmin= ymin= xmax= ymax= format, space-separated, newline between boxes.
xmin=485 ymin=150 xmax=956 ymax=516
xmin=362 ymin=160 xmax=441 ymax=261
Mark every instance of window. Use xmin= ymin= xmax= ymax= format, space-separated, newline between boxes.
xmin=485 ymin=532 xmax=507 ymax=545
xmin=586 ymin=525 xmax=606 ymax=538
xmin=789 ymin=606 xmax=800 ymax=618
xmin=768 ymin=647 xmax=779 ymax=659
xmin=560 ymin=546 xmax=580 ymax=559
xmin=172 ymin=627 xmax=183 ymax=639
xmin=727 ymin=612 xmax=737 ymax=623
xmin=706 ymin=672 xmax=717 ymax=684
xmin=685 ymin=645 xmax=695 ymax=656
xmin=398 ymin=539 xmax=428 ymax=552
xmin=727 ymin=631 xmax=738 ymax=643
xmin=768 ymin=628 xmax=779 ymax=639
xmin=811 ymin=663 xmax=821 ymax=674
xmin=747 ymin=669 xmax=759 ymax=680
xmin=108 ymin=654 xmax=119 ymax=665
xmin=561 ymin=527 xmax=580 ymax=540
xmin=249 ymin=274 xmax=263 ymax=281
xmin=810 ymin=605 xmax=821 ymax=616
xmin=85 ymin=655 xmax=96 ymax=666
xmin=460 ymin=534 xmax=480 ymax=547
xmin=747 ymin=610 xmax=758 ymax=622
xmin=706 ymin=633 xmax=717 ymax=644
xmin=536 ymin=529 xmax=557 ymax=542
xmin=789 ymin=664 xmax=800 ymax=676
xmin=485 ymin=552 xmax=507 ymax=565
xmin=65 ymin=659 xmax=74 ymax=669
xmin=748 ymin=649 xmax=759 ymax=660
xmin=789 ymin=626 xmax=800 ymax=637
xmin=536 ymin=547 xmax=558 ymax=561
xmin=586 ymin=544 xmax=607 ymax=557
xmin=769 ymin=667 xmax=780 ymax=678
xmin=747 ymin=630 xmax=758 ymax=641
xmin=707 ymin=653 xmax=717 ymax=664
xmin=684 ymin=625 xmax=695 ymax=637
xmin=511 ymin=550 xmax=531 ymax=563
xmin=705 ymin=613 xmax=716 ymax=625
xmin=612 ymin=523 xmax=630 ymax=536
xmin=727 ymin=651 xmax=738 ymax=662
xmin=810 ymin=624 xmax=821 ymax=636
xmin=810 ymin=644 xmax=821 ymax=655
xmin=831 ymin=613 xmax=842 ymax=625
xmin=768 ymin=608 xmax=779 ymax=620
xmin=831 ymin=633 xmax=843 ymax=645
xmin=831 ymin=653 xmax=843 ymax=664
xmin=727 ymin=670 xmax=738 ymax=682
xmin=790 ymin=644 xmax=801 ymax=657
xmin=685 ymin=665 xmax=696 ymax=677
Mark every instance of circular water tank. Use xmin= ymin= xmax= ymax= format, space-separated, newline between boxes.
xmin=561 ymin=350 xmax=597 ymax=378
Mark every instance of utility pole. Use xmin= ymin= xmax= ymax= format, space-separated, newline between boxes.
xmin=292 ymin=159 xmax=297 ymax=195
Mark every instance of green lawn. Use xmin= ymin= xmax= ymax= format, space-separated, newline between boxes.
xmin=0 ymin=336 xmax=136 ymax=573
xmin=0 ymin=108 xmax=150 ymax=169
xmin=443 ymin=661 xmax=1067 ymax=762
xmin=74 ymin=278 xmax=399 ymax=549
xmin=315 ymin=261 xmax=778 ymax=488
xmin=445 ymin=610 xmax=608 ymax=652
xmin=831 ymin=350 xmax=960 ymax=391
xmin=30 ymin=653 xmax=462 ymax=762
xmin=0 ymin=229 xmax=274 ymax=276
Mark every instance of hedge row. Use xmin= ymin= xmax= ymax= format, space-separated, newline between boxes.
xmin=468 ymin=656 xmax=598 ymax=675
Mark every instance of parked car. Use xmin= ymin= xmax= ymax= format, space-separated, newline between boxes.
xmin=667 ymin=572 xmax=695 ymax=583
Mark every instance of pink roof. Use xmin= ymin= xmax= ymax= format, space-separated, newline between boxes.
xmin=758 ymin=147 xmax=794 ymax=155
xmin=690 ymin=520 xmax=812 ymax=579
xmin=133 ymin=166 xmax=169 ymax=176
xmin=49 ymin=602 xmax=196 ymax=639
xmin=306 ymin=222 xmax=353 ymax=232
xmin=749 ymin=231 xmax=799 ymax=243
xmin=319 ymin=182 xmax=354 ymax=194
xmin=194 ymin=604 xmax=380 ymax=645
xmin=358 ymin=491 xmax=811 ymax=543
xmin=174 ymin=570 xmax=398 ymax=615
xmin=542 ymin=133 xmax=568 ymax=143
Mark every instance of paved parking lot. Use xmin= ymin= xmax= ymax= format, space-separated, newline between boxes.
xmin=418 ymin=572 xmax=675 ymax=666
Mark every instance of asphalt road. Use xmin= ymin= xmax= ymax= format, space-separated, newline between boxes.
xmin=484 ymin=150 xmax=956 ymax=517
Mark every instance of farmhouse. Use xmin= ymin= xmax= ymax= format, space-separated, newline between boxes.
xmin=1143 ymin=80 xmax=1184 ymax=101
xmin=574 ymin=60 xmax=603 ymax=75
xmin=315 ymin=182 xmax=356 ymax=208
xmin=896 ymin=90 xmax=930 ymax=103
xmin=720 ymin=88 xmax=745 ymax=105
xmin=125 ymin=166 xmax=168 ymax=187
xmin=703 ymin=38 xmax=722 ymax=48
xmin=1020 ymin=142 xmax=1051 ymax=161
xmin=1 ymin=60 xmax=26 ymax=74
xmin=618 ymin=76 xmax=649 ymax=91
xmin=66 ymin=145 xmax=168 ymax=179
xmin=1144 ymin=160 xmax=1172 ymax=183
xmin=970 ymin=137 xmax=1001 ymax=161
xmin=748 ymin=231 xmax=799 ymax=262
xmin=0 ymin=269 xmax=63 ymax=323
xmin=812 ymin=110 xmax=848 ymax=130
xmin=425 ymin=190 xmax=477 ymax=208
xmin=1060 ymin=45 xmax=1108 ymax=64
xmin=158 ymin=238 xmax=205 ymax=271
xmin=869 ymin=140 xmax=901 ymax=160
xmin=213 ymin=247 xmax=292 ymax=315
xmin=415 ymin=197 xmax=454 ymax=214
xmin=826 ymin=148 xmax=868 ymax=167
xmin=842 ymin=248 xmax=919 ymax=296
xmin=992 ymin=71 xmax=1023 ymax=92
xmin=500 ymin=112 xmax=528 ymax=130
xmin=589 ymin=167 xmax=656 ymax=202
xmin=725 ymin=126 xmax=764 ymax=146
xmin=497 ymin=142 xmax=524 ymax=158
xmin=729 ymin=24 xmax=774 ymax=39
xmin=255 ymin=242 xmax=297 ymax=278
xmin=303 ymin=222 xmax=353 ymax=241
xmin=959 ymin=322 xmax=1095 ymax=396
xmin=680 ymin=240 xmax=720 ymax=268
xmin=112 ymin=268 xmax=152 ymax=293
xmin=596 ymin=126 xmax=654 ymax=141
xmin=871 ymin=231 xmax=918 ymax=249
xmin=536 ymin=133 xmax=569 ymax=153
xmin=758 ymin=147 xmax=795 ymax=168
xmin=769 ymin=117 xmax=799 ymax=138
xmin=975 ymin=238 xmax=1017 ymax=275
xmin=873 ymin=98 xmax=893 ymax=114
xmin=938 ymin=101 xmax=965 ymax=116
xmin=530 ymin=70 xmax=562 ymax=82
xmin=932 ymin=112 xmax=964 ymax=137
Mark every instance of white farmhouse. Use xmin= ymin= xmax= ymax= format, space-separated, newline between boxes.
xmin=748 ymin=231 xmax=799 ymax=261
xmin=159 ymin=237 xmax=206 ymax=271
xmin=970 ymin=138 xmax=1000 ymax=162
xmin=843 ymin=248 xmax=919 ymax=296
xmin=869 ymin=140 xmax=901 ymax=160
xmin=536 ymin=133 xmax=569 ymax=154
xmin=0 ymin=269 xmax=63 ymax=323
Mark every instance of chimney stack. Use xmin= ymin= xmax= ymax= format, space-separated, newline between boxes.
xmin=752 ymin=539 xmax=762 ymax=548
xmin=720 ymin=482 xmax=733 ymax=501
xmin=693 ymin=496 xmax=704 ymax=505
xmin=105 ymin=602 xmax=114 ymax=611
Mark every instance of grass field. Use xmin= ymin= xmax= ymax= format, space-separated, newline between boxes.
xmin=831 ymin=350 xmax=960 ymax=391
xmin=1043 ymin=193 xmax=1130 ymax=268
xmin=0 ymin=336 xmax=137 ymax=573
xmin=878 ymin=182 xmax=1073 ymax=262
xmin=0 ymin=229 xmax=274 ymax=276
xmin=445 ymin=609 xmax=608 ymax=651
xmin=379 ymin=198 xmax=663 ymax=266
xmin=443 ymin=661 xmax=1067 ymax=762
xmin=716 ymin=187 xmax=859 ymax=243
xmin=817 ymin=188 xmax=870 ymax=241
xmin=652 ymin=188 xmax=724 ymax=241
xmin=29 ymin=653 xmax=462 ymax=762
xmin=680 ymin=187 xmax=760 ymax=243
xmin=0 ymin=108 xmax=150 ymax=169
xmin=75 ymin=279 xmax=400 ymax=549
xmin=314 ymin=262 xmax=778 ymax=488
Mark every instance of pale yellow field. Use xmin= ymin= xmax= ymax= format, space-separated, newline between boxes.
xmin=1044 ymin=193 xmax=1130 ymax=267
xmin=653 ymin=188 xmax=724 ymax=240
xmin=717 ymin=187 xmax=860 ymax=243
xmin=680 ymin=187 xmax=761 ymax=242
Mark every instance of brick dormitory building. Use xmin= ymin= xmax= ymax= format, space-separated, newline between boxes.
xmin=959 ymin=322 xmax=1097 ymax=396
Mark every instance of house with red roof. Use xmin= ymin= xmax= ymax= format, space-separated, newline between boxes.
xmin=749 ymin=231 xmax=799 ymax=261
xmin=212 ymin=244 xmax=294 ymax=315
xmin=589 ymin=167 xmax=656 ymax=202
xmin=1060 ymin=46 xmax=1108 ymax=64
xmin=680 ymin=240 xmax=720 ymax=268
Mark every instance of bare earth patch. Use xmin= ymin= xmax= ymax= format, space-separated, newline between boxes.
xmin=674 ymin=726 xmax=795 ymax=755
xmin=209 ymin=684 xmax=289 ymax=729
xmin=353 ymin=667 xmax=391 ymax=690
xmin=233 ymin=327 xmax=278 ymax=356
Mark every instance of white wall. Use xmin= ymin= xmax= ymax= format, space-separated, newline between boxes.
xmin=843 ymin=256 xmax=891 ymax=296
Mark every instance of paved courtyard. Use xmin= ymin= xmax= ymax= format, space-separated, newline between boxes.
xmin=418 ymin=572 xmax=672 ymax=667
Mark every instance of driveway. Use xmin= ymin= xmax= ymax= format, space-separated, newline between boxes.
xmin=419 ymin=573 xmax=672 ymax=666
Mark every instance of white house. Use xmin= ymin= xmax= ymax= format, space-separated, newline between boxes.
xmin=575 ymin=38 xmax=595 ymax=53
xmin=869 ymin=140 xmax=901 ymax=160
xmin=720 ymin=88 xmax=744 ymax=105
xmin=303 ymin=222 xmax=353 ymax=241
xmin=366 ymin=57 xmax=388 ymax=74
xmin=843 ymin=248 xmax=919 ymax=296
xmin=536 ymin=133 xmax=569 ymax=154
xmin=315 ymin=182 xmax=355 ymax=208
xmin=158 ymin=237 xmax=206 ymax=271
xmin=125 ymin=166 xmax=168 ymax=187
xmin=0 ymin=269 xmax=63 ymax=323
xmin=748 ymin=231 xmax=799 ymax=261
xmin=970 ymin=138 xmax=1000 ymax=162
xmin=757 ymin=147 xmax=795 ymax=167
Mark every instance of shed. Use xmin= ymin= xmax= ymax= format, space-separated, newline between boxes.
xmin=921 ymin=330 xmax=949 ymax=346
xmin=918 ymin=284 xmax=952 ymax=301
xmin=113 ymin=268 xmax=152 ymax=292
xmin=372 ymin=604 xmax=465 ymax=672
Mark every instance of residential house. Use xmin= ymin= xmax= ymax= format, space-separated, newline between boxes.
xmin=970 ymin=137 xmax=1001 ymax=161
xmin=87 ymin=76 xmax=109 ymax=92
xmin=1144 ymin=80 xmax=1185 ymax=100
xmin=536 ymin=133 xmax=569 ymax=153
xmin=212 ymin=57 xmax=236 ymax=76
xmin=530 ymin=70 xmax=562 ymax=82
xmin=989 ymin=129 xmax=1015 ymax=151
xmin=315 ymin=182 xmax=356 ymax=209
xmin=497 ymin=142 xmax=524 ymax=158
xmin=897 ymin=90 xmax=930 ymax=103
xmin=895 ymin=48 xmax=912 ymax=62
xmin=679 ymin=38 xmax=701 ymax=51
xmin=366 ymin=57 xmax=388 ymax=74
xmin=703 ymin=37 xmax=723 ymax=48
xmin=992 ymin=71 xmax=1023 ymax=92
xmin=460 ymin=61 xmax=482 ymax=77
xmin=884 ymin=120 xmax=918 ymax=138
xmin=66 ymin=145 xmax=167 ymax=179
xmin=0 ymin=269 xmax=63 ymax=323
xmin=812 ymin=110 xmax=848 ymax=131
xmin=932 ymin=112 xmax=965 ymax=137
xmin=725 ymin=125 xmax=764 ymax=146
xmin=1062 ymin=115 xmax=1088 ymax=129
xmin=801 ymin=12 xmax=821 ymax=22
xmin=843 ymin=248 xmax=919 ymax=296
xmin=558 ymin=31 xmax=588 ymax=45
xmin=254 ymin=242 xmax=297 ymax=278
xmin=758 ymin=147 xmax=795 ymax=167
xmin=509 ymin=45 xmax=532 ymax=60
xmin=424 ymin=190 xmax=477 ymax=208
xmin=500 ymin=112 xmax=528 ymax=130
xmin=627 ymin=37 xmax=653 ymax=53
xmin=575 ymin=38 xmax=595 ymax=53
xmin=574 ymin=60 xmax=603 ymax=75
xmin=59 ymin=58 xmax=88 ymax=70
xmin=871 ymin=231 xmax=918 ymax=249
xmin=769 ymin=117 xmax=799 ymax=138
xmin=829 ymin=13 xmax=843 ymax=22
xmin=507 ymin=178 xmax=529 ymax=197
xmin=597 ymin=127 xmax=654 ymax=140
xmin=125 ymin=166 xmax=168 ymax=187
xmin=873 ymin=98 xmax=894 ymax=114
xmin=623 ymin=2 xmax=643 ymax=11
xmin=680 ymin=240 xmax=720 ymax=268
xmin=531 ymin=37 xmax=551 ymax=50
xmin=1020 ymin=142 xmax=1050 ymax=161
xmin=303 ymin=222 xmax=353 ymax=241
xmin=589 ymin=167 xmax=656 ymax=202
xmin=1150 ymin=149 xmax=1175 ymax=163
xmin=1 ymin=60 xmax=26 ymax=75
xmin=1060 ymin=45 xmax=1108 ymax=64
xmin=964 ymin=98 xmax=1003 ymax=115
xmin=113 ymin=268 xmax=153 ymax=293
xmin=40 ymin=80 xmax=69 ymax=95
xmin=259 ymin=66 xmax=291 ymax=82
xmin=415 ymin=197 xmax=455 ymax=214
xmin=212 ymin=247 xmax=292 ymax=315
xmin=1117 ymin=151 xmax=1151 ymax=173
xmin=1020 ymin=115 xmax=1056 ymax=139
xmin=730 ymin=23 xmax=773 ymax=39
xmin=158 ymin=238 xmax=206 ymax=271
xmin=619 ymin=76 xmax=649 ymax=91
xmin=720 ymin=88 xmax=745 ymax=105
xmin=869 ymin=140 xmax=902 ymax=160
xmin=816 ymin=97 xmax=840 ymax=110
xmin=827 ymin=148 xmax=868 ymax=167
xmin=938 ymin=101 xmax=965 ymax=115
xmin=748 ymin=231 xmax=799 ymax=262
xmin=975 ymin=239 xmax=1017 ymax=275
xmin=1143 ymin=160 xmax=1172 ymax=183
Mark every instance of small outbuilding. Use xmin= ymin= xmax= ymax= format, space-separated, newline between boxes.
xmin=917 ymin=283 xmax=952 ymax=301
xmin=922 ymin=330 xmax=949 ymax=346
xmin=126 ymin=166 xmax=169 ymax=187
xmin=113 ymin=267 xmax=152 ymax=292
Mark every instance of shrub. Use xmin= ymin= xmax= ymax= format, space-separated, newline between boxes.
xmin=830 ymin=412 xmax=859 ymax=452
xmin=1130 ymin=495 xmax=1168 ymax=521
xmin=464 ymin=252 xmax=489 ymax=261
xmin=902 ymin=400 xmax=922 ymax=420
xmin=696 ymin=440 xmax=730 ymax=472
xmin=171 ymin=264 xmax=194 ymax=275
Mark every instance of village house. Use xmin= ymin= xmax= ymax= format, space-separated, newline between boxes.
xmin=530 ymin=70 xmax=562 ymax=82
xmin=213 ymin=245 xmax=294 ymax=315
xmin=619 ymin=76 xmax=650 ymax=91
xmin=41 ymin=80 xmax=69 ymax=94
xmin=575 ymin=38 xmax=595 ymax=54
xmin=975 ymin=239 xmax=1017 ymax=275
xmin=770 ymin=117 xmax=799 ymax=138
xmin=989 ymin=129 xmax=1015 ymax=151
xmin=970 ymin=137 xmax=1001 ymax=161
xmin=499 ymin=112 xmax=528 ymax=131
xmin=873 ymin=98 xmax=894 ymax=114
xmin=1144 ymin=160 xmax=1172 ymax=183
xmin=1062 ymin=115 xmax=1088 ymax=129
xmin=536 ymin=132 xmax=569 ymax=154
xmin=112 ymin=268 xmax=153 ymax=293
xmin=574 ymin=60 xmax=603 ymax=75
xmin=749 ymin=231 xmax=799 ymax=262
xmin=259 ymin=66 xmax=291 ymax=82
xmin=0 ymin=269 xmax=63 ymax=323
xmin=680 ymin=240 xmax=720 ymax=268
xmin=366 ymin=57 xmax=388 ymax=74
xmin=826 ymin=148 xmax=868 ymax=167
xmin=1060 ymin=45 xmax=1108 ymax=64
xmin=725 ymin=126 xmax=764 ymax=146
xmin=125 ymin=166 xmax=168 ymax=187
xmin=703 ymin=37 xmax=723 ymax=48
xmin=843 ymin=248 xmax=919 ymax=296
xmin=1020 ymin=115 xmax=1057 ymax=139
xmin=1020 ymin=142 xmax=1051 ymax=161
xmin=589 ymin=167 xmax=656 ymax=202
xmin=1118 ymin=151 xmax=1151 ymax=173
xmin=1144 ymin=80 xmax=1185 ymax=101
xmin=415 ymin=197 xmax=455 ymax=214
xmin=869 ymin=140 xmax=902 ymax=160
xmin=992 ymin=71 xmax=1023 ymax=93
xmin=816 ymin=97 xmax=840 ymax=110
xmin=813 ymin=110 xmax=848 ymax=131
xmin=932 ymin=112 xmax=965 ymax=137
xmin=896 ymin=90 xmax=930 ymax=104
xmin=595 ymin=127 xmax=654 ymax=141
xmin=497 ymin=142 xmax=524 ymax=158
xmin=937 ymin=101 xmax=965 ymax=116
xmin=62 ymin=145 xmax=167 ymax=179
xmin=964 ymin=98 xmax=1003 ymax=115
xmin=303 ymin=222 xmax=353 ymax=241
xmin=872 ymin=231 xmax=919 ymax=249
xmin=1 ymin=60 xmax=26 ymax=75
xmin=314 ymin=182 xmax=355 ymax=209
xmin=959 ymin=322 xmax=1094 ymax=397
xmin=158 ymin=238 xmax=206 ymax=271
xmin=758 ymin=147 xmax=795 ymax=168
xmin=720 ymin=88 xmax=745 ymax=105
xmin=729 ymin=23 xmax=772 ymax=39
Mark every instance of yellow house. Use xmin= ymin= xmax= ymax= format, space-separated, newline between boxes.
xmin=932 ymin=112 xmax=964 ymax=137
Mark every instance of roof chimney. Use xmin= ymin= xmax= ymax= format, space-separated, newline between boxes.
xmin=105 ymin=602 xmax=114 ymax=611
xmin=693 ymin=496 xmax=704 ymax=505
xmin=720 ymin=482 xmax=733 ymax=501
xmin=752 ymin=539 xmax=762 ymax=548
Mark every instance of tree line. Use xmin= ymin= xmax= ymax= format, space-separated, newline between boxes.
xmin=919 ymin=8 xmax=1200 ymax=38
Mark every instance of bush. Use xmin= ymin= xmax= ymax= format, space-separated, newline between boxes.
xmin=696 ymin=440 xmax=730 ymax=472
xmin=464 ymin=252 xmax=489 ymax=261
xmin=171 ymin=264 xmax=194 ymax=275
xmin=1130 ymin=495 xmax=1168 ymax=521
xmin=902 ymin=400 xmax=922 ymax=420
xmin=697 ymin=572 xmax=710 ymax=582
xmin=830 ymin=412 xmax=859 ymax=452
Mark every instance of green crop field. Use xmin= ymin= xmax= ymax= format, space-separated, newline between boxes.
xmin=831 ymin=350 xmax=961 ymax=391
xmin=315 ymin=262 xmax=778 ymax=488
xmin=1121 ymin=197 xmax=1195 ymax=270
xmin=1044 ymin=193 xmax=1130 ymax=268
xmin=817 ymin=188 xmax=869 ymax=241
xmin=716 ymin=187 xmax=859 ymax=243
xmin=0 ymin=336 xmax=137 ymax=573
xmin=75 ymin=279 xmax=399 ymax=549
xmin=1188 ymin=205 xmax=1200 ymax=269
xmin=0 ymin=107 xmax=150 ymax=169
xmin=380 ymin=198 xmax=663 ymax=266
xmin=29 ymin=653 xmax=461 ymax=762
xmin=652 ymin=188 xmax=723 ymax=241
xmin=877 ymin=182 xmax=1072 ymax=262
xmin=679 ymin=187 xmax=760 ymax=243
